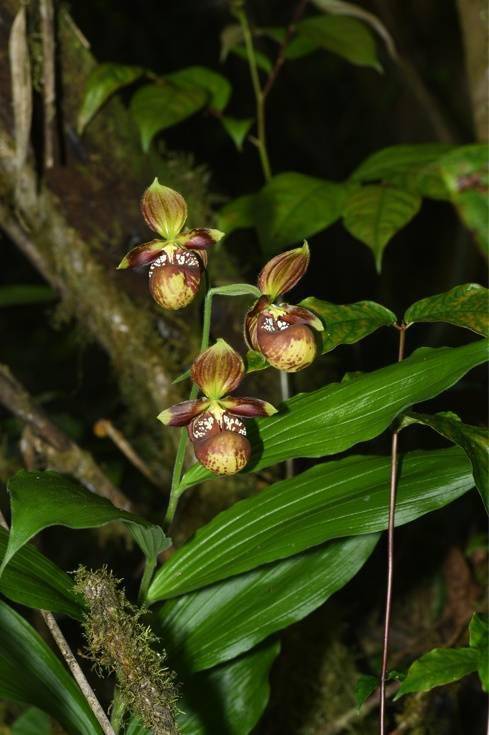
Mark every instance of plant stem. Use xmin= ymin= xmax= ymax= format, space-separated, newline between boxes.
xmin=236 ymin=7 xmax=272 ymax=181
xmin=263 ymin=0 xmax=309 ymax=99
xmin=379 ymin=323 xmax=406 ymax=735
xmin=137 ymin=556 xmax=157 ymax=606
xmin=164 ymin=288 xmax=215 ymax=526
xmin=110 ymin=686 xmax=126 ymax=733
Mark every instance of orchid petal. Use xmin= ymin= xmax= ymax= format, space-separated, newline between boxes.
xmin=220 ymin=396 xmax=277 ymax=417
xmin=191 ymin=339 xmax=245 ymax=399
xmin=257 ymin=241 xmax=310 ymax=299
xmin=157 ymin=398 xmax=209 ymax=427
xmin=141 ymin=179 xmax=187 ymax=239
xmin=117 ymin=240 xmax=164 ymax=270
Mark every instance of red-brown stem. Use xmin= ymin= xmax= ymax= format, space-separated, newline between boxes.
xmin=379 ymin=323 xmax=406 ymax=734
xmin=263 ymin=0 xmax=309 ymax=99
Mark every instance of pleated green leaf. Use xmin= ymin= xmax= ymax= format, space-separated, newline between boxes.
xmin=0 ymin=528 xmax=82 ymax=619
xmin=343 ymin=185 xmax=421 ymax=271
xmin=126 ymin=641 xmax=280 ymax=735
xmin=0 ymin=601 xmax=102 ymax=735
xmin=300 ymin=296 xmax=396 ymax=353
xmin=402 ymin=411 xmax=488 ymax=512
xmin=179 ymin=340 xmax=488 ymax=491
xmin=404 ymin=283 xmax=489 ymax=336
xmin=155 ymin=535 xmax=377 ymax=670
xmin=0 ymin=470 xmax=168 ymax=576
xmin=150 ymin=447 xmax=473 ymax=600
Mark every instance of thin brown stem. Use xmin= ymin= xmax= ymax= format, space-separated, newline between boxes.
xmin=41 ymin=611 xmax=116 ymax=735
xmin=93 ymin=419 xmax=160 ymax=486
xmin=379 ymin=324 xmax=406 ymax=735
xmin=40 ymin=0 xmax=57 ymax=169
xmin=263 ymin=0 xmax=309 ymax=99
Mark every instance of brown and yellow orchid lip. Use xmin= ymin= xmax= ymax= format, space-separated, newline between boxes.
xmin=220 ymin=396 xmax=277 ymax=418
xmin=191 ymin=339 xmax=245 ymax=400
xmin=148 ymin=245 xmax=205 ymax=310
xmin=244 ymin=295 xmax=272 ymax=351
xmin=117 ymin=240 xmax=165 ymax=270
xmin=157 ymin=398 xmax=210 ymax=427
xmin=257 ymin=241 xmax=310 ymax=300
xmin=249 ymin=303 xmax=324 ymax=373
xmin=141 ymin=179 xmax=187 ymax=240
xmin=188 ymin=409 xmax=251 ymax=475
xmin=176 ymin=228 xmax=225 ymax=251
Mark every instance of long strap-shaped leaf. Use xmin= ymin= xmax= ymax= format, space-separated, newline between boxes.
xmin=155 ymin=535 xmax=378 ymax=671
xmin=0 ymin=600 xmax=102 ymax=735
xmin=149 ymin=447 xmax=473 ymax=600
xmin=179 ymin=340 xmax=488 ymax=491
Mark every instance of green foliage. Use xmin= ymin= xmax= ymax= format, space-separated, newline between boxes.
xmin=167 ymin=66 xmax=231 ymax=111
xmin=179 ymin=340 xmax=488 ymax=488
xmin=149 ymin=447 xmax=473 ymax=599
xmin=354 ymin=674 xmax=378 ymax=709
xmin=469 ymin=614 xmax=489 ymax=692
xmin=217 ymin=192 xmax=257 ymax=233
xmin=78 ymin=62 xmax=145 ymax=133
xmin=343 ymin=185 xmax=421 ymax=271
xmin=130 ymin=81 xmax=208 ymax=151
xmin=220 ymin=116 xmax=253 ymax=150
xmin=0 ymin=528 xmax=82 ymax=619
xmin=351 ymin=143 xmax=454 ymax=199
xmin=0 ymin=285 xmax=56 ymax=307
xmin=402 ymin=411 xmax=488 ymax=511
xmin=0 ymin=600 xmax=102 ymax=735
xmin=178 ymin=641 xmax=280 ymax=735
xmin=255 ymin=173 xmax=346 ymax=254
xmin=11 ymin=708 xmax=52 ymax=735
xmin=300 ymin=296 xmax=396 ymax=353
xmin=395 ymin=648 xmax=479 ymax=698
xmin=0 ymin=470 xmax=169 ymax=575
xmin=295 ymin=15 xmax=382 ymax=71
xmin=154 ymin=535 xmax=377 ymax=669
xmin=404 ymin=283 xmax=489 ymax=336
xmin=438 ymin=145 xmax=489 ymax=256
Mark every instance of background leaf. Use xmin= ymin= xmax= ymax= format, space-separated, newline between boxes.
xmin=343 ymin=185 xmax=421 ymax=271
xmin=217 ymin=193 xmax=257 ymax=233
xmin=311 ymin=0 xmax=398 ymax=59
xmin=350 ymin=143 xmax=454 ymax=200
xmin=255 ymin=173 xmax=346 ymax=254
xmin=404 ymin=283 xmax=489 ymax=336
xmin=220 ymin=116 xmax=253 ymax=150
xmin=11 ymin=708 xmax=52 ymax=735
xmin=0 ymin=285 xmax=56 ymax=307
xmin=0 ymin=528 xmax=82 ymax=619
xmin=154 ymin=535 xmax=377 ymax=669
xmin=0 ymin=470 xmax=166 ymax=575
xmin=0 ymin=601 xmax=102 ymax=735
xmin=300 ymin=296 xmax=396 ymax=353
xmin=395 ymin=648 xmax=479 ymax=698
xmin=354 ymin=674 xmax=378 ymax=709
xmin=179 ymin=340 xmax=488 ymax=490
xmin=296 ymin=15 xmax=381 ymax=71
xmin=149 ymin=447 xmax=473 ymax=599
xmin=130 ymin=82 xmax=207 ymax=151
xmin=402 ymin=411 xmax=488 ymax=511
xmin=438 ymin=145 xmax=489 ymax=256
xmin=469 ymin=613 xmax=489 ymax=692
xmin=78 ymin=62 xmax=145 ymax=132
xmin=168 ymin=66 xmax=231 ymax=111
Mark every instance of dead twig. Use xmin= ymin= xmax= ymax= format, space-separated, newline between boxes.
xmin=94 ymin=419 xmax=161 ymax=486
xmin=40 ymin=0 xmax=57 ymax=168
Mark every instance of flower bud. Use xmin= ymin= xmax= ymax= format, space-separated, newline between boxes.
xmin=149 ymin=245 xmax=204 ymax=310
xmin=141 ymin=179 xmax=187 ymax=239
xmin=257 ymin=241 xmax=309 ymax=300
xmin=188 ymin=410 xmax=251 ymax=475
